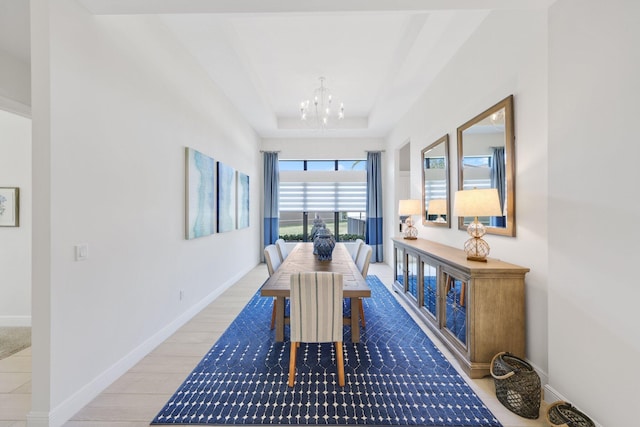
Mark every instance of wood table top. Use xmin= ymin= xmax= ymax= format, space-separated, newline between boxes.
xmin=260 ymin=243 xmax=371 ymax=298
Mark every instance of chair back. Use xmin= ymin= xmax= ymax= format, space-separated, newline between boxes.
xmin=290 ymin=272 xmax=343 ymax=343
xmin=355 ymin=244 xmax=372 ymax=278
xmin=351 ymin=239 xmax=364 ymax=261
xmin=275 ymin=238 xmax=288 ymax=262
xmin=264 ymin=244 xmax=282 ymax=276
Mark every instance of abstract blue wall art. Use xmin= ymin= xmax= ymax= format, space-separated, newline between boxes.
xmin=185 ymin=147 xmax=215 ymax=239
xmin=217 ymin=162 xmax=236 ymax=232
xmin=237 ymin=172 xmax=249 ymax=229
xmin=0 ymin=187 xmax=19 ymax=227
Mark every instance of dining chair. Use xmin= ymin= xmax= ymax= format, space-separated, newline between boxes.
xmin=275 ymin=238 xmax=288 ymax=262
xmin=264 ymin=244 xmax=282 ymax=329
xmin=354 ymin=244 xmax=372 ymax=328
xmin=288 ymin=272 xmax=345 ymax=387
xmin=351 ymin=239 xmax=364 ymax=262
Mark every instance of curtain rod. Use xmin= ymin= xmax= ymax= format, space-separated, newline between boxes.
xmin=260 ymin=150 xmax=383 ymax=154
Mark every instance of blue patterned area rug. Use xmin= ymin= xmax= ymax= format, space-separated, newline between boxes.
xmin=151 ymin=276 xmax=501 ymax=426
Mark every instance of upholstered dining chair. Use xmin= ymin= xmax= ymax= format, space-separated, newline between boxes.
xmin=264 ymin=244 xmax=282 ymax=329
xmin=264 ymin=244 xmax=282 ymax=275
xmin=288 ymin=272 xmax=345 ymax=387
xmin=275 ymin=238 xmax=288 ymax=262
xmin=351 ymin=238 xmax=364 ymax=261
xmin=354 ymin=244 xmax=372 ymax=327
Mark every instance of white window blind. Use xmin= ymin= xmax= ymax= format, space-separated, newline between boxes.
xmin=279 ymin=182 xmax=366 ymax=212
xmin=424 ymin=179 xmax=447 ymax=201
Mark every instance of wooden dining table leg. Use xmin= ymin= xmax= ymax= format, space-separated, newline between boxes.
xmin=275 ymin=296 xmax=285 ymax=342
xmin=350 ymin=297 xmax=361 ymax=343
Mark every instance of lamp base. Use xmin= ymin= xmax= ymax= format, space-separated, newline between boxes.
xmin=403 ymin=223 xmax=418 ymax=240
xmin=402 ymin=215 xmax=419 ymax=240
xmin=463 ymin=236 xmax=490 ymax=262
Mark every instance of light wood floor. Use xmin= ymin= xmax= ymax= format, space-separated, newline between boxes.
xmin=0 ymin=262 xmax=547 ymax=427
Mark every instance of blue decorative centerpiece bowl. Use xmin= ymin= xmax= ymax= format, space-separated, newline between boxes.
xmin=313 ymin=226 xmax=336 ymax=261
xmin=310 ymin=214 xmax=326 ymax=249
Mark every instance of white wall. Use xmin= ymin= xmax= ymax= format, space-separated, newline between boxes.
xmin=261 ymin=137 xmax=385 ymax=160
xmin=0 ymin=50 xmax=30 ymax=117
xmin=548 ymin=0 xmax=640 ymax=425
xmin=385 ymin=8 xmax=549 ymax=379
xmin=0 ymin=110 xmax=31 ymax=326
xmin=30 ymin=1 xmax=261 ymax=425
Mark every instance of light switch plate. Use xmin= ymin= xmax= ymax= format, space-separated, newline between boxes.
xmin=75 ymin=244 xmax=88 ymax=261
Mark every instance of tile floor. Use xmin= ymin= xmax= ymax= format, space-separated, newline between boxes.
xmin=0 ymin=263 xmax=548 ymax=427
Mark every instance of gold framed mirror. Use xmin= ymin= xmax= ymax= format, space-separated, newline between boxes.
xmin=457 ymin=95 xmax=515 ymax=236
xmin=421 ymin=134 xmax=450 ymax=228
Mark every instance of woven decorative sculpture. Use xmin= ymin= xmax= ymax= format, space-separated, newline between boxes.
xmin=546 ymin=401 xmax=595 ymax=427
xmin=490 ymin=352 xmax=541 ymax=419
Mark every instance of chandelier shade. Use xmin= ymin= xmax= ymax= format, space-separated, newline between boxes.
xmin=300 ymin=77 xmax=344 ymax=130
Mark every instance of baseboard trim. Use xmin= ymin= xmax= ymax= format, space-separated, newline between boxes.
xmin=31 ymin=266 xmax=254 ymax=427
xmin=0 ymin=94 xmax=31 ymax=118
xmin=26 ymin=410 xmax=72 ymax=427
xmin=544 ymin=384 xmax=564 ymax=403
xmin=0 ymin=315 xmax=32 ymax=327
xmin=26 ymin=411 xmax=50 ymax=427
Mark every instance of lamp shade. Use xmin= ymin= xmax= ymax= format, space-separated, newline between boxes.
xmin=427 ymin=199 xmax=447 ymax=215
xmin=454 ymin=189 xmax=502 ymax=217
xmin=398 ymin=199 xmax=422 ymax=216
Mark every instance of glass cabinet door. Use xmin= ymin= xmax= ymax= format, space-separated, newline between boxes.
xmin=443 ymin=272 xmax=467 ymax=347
xmin=421 ymin=259 xmax=438 ymax=320
xmin=406 ymin=252 xmax=419 ymax=301
xmin=394 ymin=246 xmax=405 ymax=289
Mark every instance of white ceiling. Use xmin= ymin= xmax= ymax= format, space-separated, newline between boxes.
xmin=1 ymin=0 xmax=552 ymax=139
xmin=156 ymin=10 xmax=493 ymax=139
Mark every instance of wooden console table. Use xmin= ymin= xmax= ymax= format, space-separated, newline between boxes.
xmin=392 ymin=237 xmax=529 ymax=378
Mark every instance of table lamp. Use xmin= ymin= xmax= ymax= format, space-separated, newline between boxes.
xmin=453 ymin=188 xmax=502 ymax=261
xmin=398 ymin=199 xmax=421 ymax=240
xmin=427 ymin=198 xmax=447 ymax=223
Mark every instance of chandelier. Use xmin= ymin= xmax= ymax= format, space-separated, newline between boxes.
xmin=300 ymin=77 xmax=344 ymax=129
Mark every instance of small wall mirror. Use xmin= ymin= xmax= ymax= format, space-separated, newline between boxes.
xmin=457 ymin=95 xmax=515 ymax=236
xmin=421 ymin=134 xmax=450 ymax=228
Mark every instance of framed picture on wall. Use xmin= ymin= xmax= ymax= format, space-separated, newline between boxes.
xmin=185 ymin=148 xmax=215 ymax=239
xmin=236 ymin=171 xmax=249 ymax=229
xmin=0 ymin=187 xmax=19 ymax=227
xmin=217 ymin=162 xmax=236 ymax=232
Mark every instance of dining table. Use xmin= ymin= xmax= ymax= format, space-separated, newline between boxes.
xmin=260 ymin=242 xmax=371 ymax=343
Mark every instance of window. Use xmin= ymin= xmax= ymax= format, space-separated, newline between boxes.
xmin=338 ymin=160 xmax=366 ymax=171
xmin=424 ymin=155 xmax=447 ymax=219
xmin=462 ymin=155 xmax=491 ymax=169
xmin=306 ymin=160 xmax=336 ymax=171
xmin=424 ymin=156 xmax=446 ymax=170
xmin=461 ymin=155 xmax=493 ymax=226
xmin=278 ymin=159 xmax=367 ymax=242
xmin=461 ymin=155 xmax=492 ymax=190
xmin=278 ymin=160 xmax=305 ymax=171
